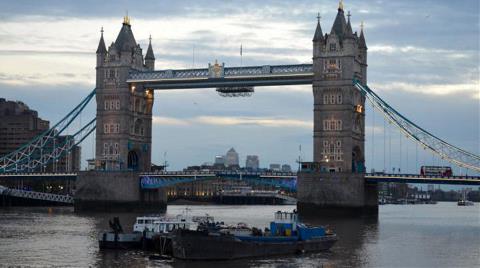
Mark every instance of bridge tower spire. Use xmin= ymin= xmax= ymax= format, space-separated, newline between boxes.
xmin=145 ymin=35 xmax=155 ymax=70
xmin=298 ymin=2 xmax=377 ymax=216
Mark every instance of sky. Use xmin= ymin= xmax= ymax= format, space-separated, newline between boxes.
xmin=0 ymin=0 xmax=478 ymax=176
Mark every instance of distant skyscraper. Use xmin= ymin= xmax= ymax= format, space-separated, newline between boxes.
xmin=245 ymin=155 xmax=259 ymax=171
xmin=225 ymin=148 xmax=239 ymax=167
xmin=269 ymin=164 xmax=281 ymax=172
xmin=214 ymin=155 xmax=225 ymax=165
xmin=281 ymin=164 xmax=292 ymax=172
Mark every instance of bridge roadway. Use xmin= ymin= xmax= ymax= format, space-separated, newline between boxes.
xmin=1 ymin=171 xmax=479 ymax=186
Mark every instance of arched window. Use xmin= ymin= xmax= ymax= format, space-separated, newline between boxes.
xmin=323 ymin=94 xmax=329 ymax=104
xmin=116 ymin=100 xmax=120 ymax=110
xmin=337 ymin=94 xmax=342 ymax=104
xmin=134 ymin=99 xmax=140 ymax=112
xmin=330 ymin=94 xmax=335 ymax=104
xmin=134 ymin=119 xmax=143 ymax=135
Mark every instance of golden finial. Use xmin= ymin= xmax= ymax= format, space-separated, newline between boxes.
xmin=339 ymin=0 xmax=344 ymax=11
xmin=123 ymin=11 xmax=131 ymax=25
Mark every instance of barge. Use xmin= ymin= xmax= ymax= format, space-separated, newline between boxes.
xmin=172 ymin=211 xmax=337 ymax=260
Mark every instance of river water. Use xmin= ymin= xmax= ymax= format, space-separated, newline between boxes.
xmin=0 ymin=203 xmax=478 ymax=267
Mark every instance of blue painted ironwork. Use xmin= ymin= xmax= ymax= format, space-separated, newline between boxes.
xmin=139 ymin=171 xmax=297 ymax=191
xmin=0 ymin=89 xmax=96 ymax=173
xmin=354 ymin=80 xmax=480 ymax=173
xmin=365 ymin=174 xmax=480 ymax=186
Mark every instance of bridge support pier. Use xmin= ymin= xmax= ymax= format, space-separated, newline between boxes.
xmin=74 ymin=171 xmax=166 ymax=212
xmin=297 ymin=172 xmax=378 ymax=217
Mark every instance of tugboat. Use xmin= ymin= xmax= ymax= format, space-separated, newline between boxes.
xmin=171 ymin=210 xmax=337 ymax=260
xmin=98 ymin=210 xmax=213 ymax=250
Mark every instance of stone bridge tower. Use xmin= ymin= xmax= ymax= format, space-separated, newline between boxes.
xmin=297 ymin=2 xmax=377 ymax=216
xmin=95 ymin=16 xmax=155 ymax=172
xmin=75 ymin=16 xmax=165 ymax=212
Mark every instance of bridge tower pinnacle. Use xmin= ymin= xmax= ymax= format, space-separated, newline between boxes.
xmin=94 ymin=17 xmax=154 ymax=172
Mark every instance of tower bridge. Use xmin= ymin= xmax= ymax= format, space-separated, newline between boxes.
xmin=1 ymin=2 xmax=479 ymax=213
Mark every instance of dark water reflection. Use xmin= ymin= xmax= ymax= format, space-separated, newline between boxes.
xmin=0 ymin=203 xmax=478 ymax=267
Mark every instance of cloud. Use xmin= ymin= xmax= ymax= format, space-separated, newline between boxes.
xmin=152 ymin=115 xmax=312 ymax=129
xmin=370 ymin=81 xmax=480 ymax=99
xmin=152 ymin=116 xmax=189 ymax=126
xmin=195 ymin=116 xmax=312 ymax=128
xmin=369 ymin=44 xmax=473 ymax=59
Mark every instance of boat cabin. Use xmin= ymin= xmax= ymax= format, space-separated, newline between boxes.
xmin=270 ymin=211 xmax=298 ymax=236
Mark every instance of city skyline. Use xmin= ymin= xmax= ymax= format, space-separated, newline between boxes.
xmin=0 ymin=0 xmax=478 ymax=174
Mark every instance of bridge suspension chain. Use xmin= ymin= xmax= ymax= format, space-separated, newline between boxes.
xmin=354 ymin=80 xmax=480 ymax=173
xmin=0 ymin=89 xmax=97 ymax=173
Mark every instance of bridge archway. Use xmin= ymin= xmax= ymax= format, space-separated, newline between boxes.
xmin=127 ymin=150 xmax=139 ymax=170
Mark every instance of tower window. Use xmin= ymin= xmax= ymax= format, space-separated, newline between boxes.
xmin=104 ymin=101 xmax=109 ymax=110
xmin=330 ymin=43 xmax=336 ymax=51
xmin=337 ymin=94 xmax=343 ymax=104
xmin=323 ymin=94 xmax=329 ymax=104
xmin=116 ymin=100 xmax=120 ymax=110
xmin=330 ymin=94 xmax=335 ymax=104
xmin=103 ymin=143 xmax=108 ymax=155
xmin=104 ymin=124 xmax=109 ymax=134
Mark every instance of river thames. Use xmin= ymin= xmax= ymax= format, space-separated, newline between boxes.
xmin=0 ymin=202 xmax=478 ymax=267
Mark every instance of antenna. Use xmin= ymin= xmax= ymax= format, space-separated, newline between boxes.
xmin=240 ymin=43 xmax=243 ymax=67
xmin=163 ymin=151 xmax=169 ymax=171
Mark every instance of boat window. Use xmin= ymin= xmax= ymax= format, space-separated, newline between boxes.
xmin=137 ymin=219 xmax=144 ymax=224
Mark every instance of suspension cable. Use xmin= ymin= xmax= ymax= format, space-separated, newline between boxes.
xmin=354 ymin=80 xmax=480 ymax=172
xmin=371 ymin=101 xmax=375 ymax=172
xmin=384 ymin=116 xmax=386 ymax=172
